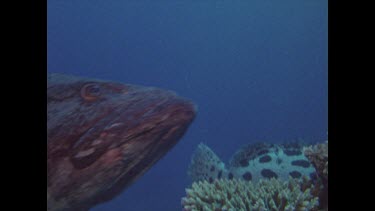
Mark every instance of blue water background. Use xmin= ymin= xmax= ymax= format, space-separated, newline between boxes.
xmin=48 ymin=0 xmax=327 ymax=210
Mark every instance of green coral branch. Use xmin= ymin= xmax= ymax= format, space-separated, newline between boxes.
xmin=182 ymin=177 xmax=319 ymax=211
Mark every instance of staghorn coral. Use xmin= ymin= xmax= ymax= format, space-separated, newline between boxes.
xmin=181 ymin=177 xmax=319 ymax=211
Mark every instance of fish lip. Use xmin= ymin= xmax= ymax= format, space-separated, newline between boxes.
xmin=72 ymin=94 xmax=196 ymax=153
xmin=116 ymin=96 xmax=196 ymax=140
xmin=109 ymin=122 xmax=192 ymax=191
xmin=116 ymin=97 xmax=196 ymax=163
xmin=87 ymin=98 xmax=196 ymax=202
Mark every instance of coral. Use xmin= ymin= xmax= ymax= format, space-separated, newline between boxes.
xmin=303 ymin=141 xmax=328 ymax=210
xmin=181 ymin=177 xmax=319 ymax=211
xmin=303 ymin=141 xmax=328 ymax=183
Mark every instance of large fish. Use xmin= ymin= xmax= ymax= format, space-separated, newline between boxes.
xmin=188 ymin=142 xmax=316 ymax=183
xmin=47 ymin=73 xmax=196 ymax=211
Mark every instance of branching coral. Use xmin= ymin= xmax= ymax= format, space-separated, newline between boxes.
xmin=181 ymin=178 xmax=319 ymax=211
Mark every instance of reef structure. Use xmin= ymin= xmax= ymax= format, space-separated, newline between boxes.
xmin=304 ymin=141 xmax=328 ymax=210
xmin=181 ymin=177 xmax=319 ymax=211
xmin=303 ymin=141 xmax=328 ymax=187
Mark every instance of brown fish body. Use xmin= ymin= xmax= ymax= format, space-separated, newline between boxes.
xmin=47 ymin=73 xmax=196 ymax=211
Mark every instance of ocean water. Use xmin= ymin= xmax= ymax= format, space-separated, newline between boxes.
xmin=47 ymin=0 xmax=327 ymax=210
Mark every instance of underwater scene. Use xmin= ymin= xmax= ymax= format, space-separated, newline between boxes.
xmin=47 ymin=0 xmax=327 ymax=211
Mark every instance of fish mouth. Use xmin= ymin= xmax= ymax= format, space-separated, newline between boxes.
xmin=69 ymin=91 xmax=196 ymax=194
xmin=115 ymin=96 xmax=196 ymax=176
xmin=66 ymin=95 xmax=197 ymax=204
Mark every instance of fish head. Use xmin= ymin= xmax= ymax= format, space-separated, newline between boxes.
xmin=47 ymin=74 xmax=196 ymax=210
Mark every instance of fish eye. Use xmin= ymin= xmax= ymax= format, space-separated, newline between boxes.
xmin=81 ymin=83 xmax=102 ymax=101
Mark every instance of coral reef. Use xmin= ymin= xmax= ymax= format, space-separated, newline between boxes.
xmin=303 ymin=141 xmax=328 ymax=210
xmin=181 ymin=177 xmax=319 ymax=211
xmin=303 ymin=141 xmax=328 ymax=184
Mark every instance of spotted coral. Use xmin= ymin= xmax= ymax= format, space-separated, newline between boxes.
xmin=181 ymin=177 xmax=319 ymax=211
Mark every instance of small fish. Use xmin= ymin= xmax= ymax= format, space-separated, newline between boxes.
xmin=47 ymin=73 xmax=196 ymax=211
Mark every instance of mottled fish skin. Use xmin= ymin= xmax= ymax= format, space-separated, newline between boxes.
xmin=47 ymin=73 xmax=196 ymax=211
